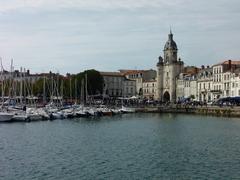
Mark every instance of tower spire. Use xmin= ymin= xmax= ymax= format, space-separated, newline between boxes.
xmin=168 ymin=26 xmax=173 ymax=40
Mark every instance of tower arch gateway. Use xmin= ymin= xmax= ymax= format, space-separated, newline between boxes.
xmin=163 ymin=91 xmax=170 ymax=102
xmin=156 ymin=31 xmax=184 ymax=102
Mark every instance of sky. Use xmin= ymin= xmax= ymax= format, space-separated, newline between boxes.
xmin=0 ymin=0 xmax=239 ymax=74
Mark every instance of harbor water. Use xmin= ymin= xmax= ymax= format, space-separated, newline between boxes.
xmin=1 ymin=113 xmax=240 ymax=179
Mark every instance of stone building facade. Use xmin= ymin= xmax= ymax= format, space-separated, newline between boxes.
xmin=100 ymin=72 xmax=125 ymax=98
xmin=123 ymin=79 xmax=136 ymax=98
xmin=196 ymin=66 xmax=213 ymax=102
xmin=212 ymin=60 xmax=240 ymax=99
xmin=100 ymin=72 xmax=136 ymax=98
xmin=120 ymin=69 xmax=156 ymax=96
xmin=230 ymin=71 xmax=240 ymax=97
xmin=176 ymin=73 xmax=197 ymax=101
xmin=142 ymin=80 xmax=157 ymax=100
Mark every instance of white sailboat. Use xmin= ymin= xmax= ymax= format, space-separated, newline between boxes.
xmin=0 ymin=58 xmax=14 ymax=122
xmin=0 ymin=111 xmax=14 ymax=122
xmin=120 ymin=105 xmax=136 ymax=113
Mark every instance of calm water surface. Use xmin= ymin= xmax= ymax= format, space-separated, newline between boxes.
xmin=1 ymin=113 xmax=240 ymax=179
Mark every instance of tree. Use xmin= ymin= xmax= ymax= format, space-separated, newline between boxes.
xmin=84 ymin=69 xmax=103 ymax=95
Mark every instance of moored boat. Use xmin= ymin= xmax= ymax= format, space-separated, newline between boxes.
xmin=120 ymin=106 xmax=135 ymax=113
xmin=0 ymin=112 xmax=14 ymax=122
xmin=12 ymin=112 xmax=28 ymax=122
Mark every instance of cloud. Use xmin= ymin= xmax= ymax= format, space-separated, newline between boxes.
xmin=0 ymin=0 xmax=188 ymax=12
xmin=0 ymin=0 xmax=239 ymax=73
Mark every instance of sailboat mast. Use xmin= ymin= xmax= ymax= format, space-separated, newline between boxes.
xmin=85 ymin=73 xmax=88 ymax=104
xmin=70 ymin=77 xmax=72 ymax=103
xmin=23 ymin=68 xmax=26 ymax=105
xmin=61 ymin=79 xmax=63 ymax=106
xmin=51 ymin=75 xmax=53 ymax=102
xmin=81 ymin=79 xmax=84 ymax=104
xmin=43 ymin=75 xmax=46 ymax=104
xmin=75 ymin=78 xmax=77 ymax=103
xmin=0 ymin=58 xmax=4 ymax=106
xmin=20 ymin=67 xmax=23 ymax=105
xmin=8 ymin=59 xmax=13 ymax=99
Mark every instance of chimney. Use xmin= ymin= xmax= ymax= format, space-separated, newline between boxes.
xmin=207 ymin=65 xmax=210 ymax=68
xmin=201 ymin=65 xmax=205 ymax=69
xmin=228 ymin=60 xmax=232 ymax=70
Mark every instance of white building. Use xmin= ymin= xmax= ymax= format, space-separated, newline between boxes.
xmin=123 ymin=79 xmax=136 ymax=98
xmin=120 ymin=69 xmax=156 ymax=96
xmin=175 ymin=60 xmax=240 ymax=103
xmin=212 ymin=60 xmax=240 ymax=99
xmin=100 ymin=72 xmax=125 ymax=98
xmin=197 ymin=66 xmax=213 ymax=102
xmin=100 ymin=71 xmax=136 ymax=98
xmin=230 ymin=71 xmax=240 ymax=97
xmin=176 ymin=73 xmax=197 ymax=101
xmin=142 ymin=80 xmax=157 ymax=100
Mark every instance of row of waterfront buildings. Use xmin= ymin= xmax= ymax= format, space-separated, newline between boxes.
xmin=100 ymin=31 xmax=240 ymax=103
xmin=99 ymin=59 xmax=240 ymax=103
xmin=1 ymin=31 xmax=239 ymax=103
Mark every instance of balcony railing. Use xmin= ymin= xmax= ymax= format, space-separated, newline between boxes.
xmin=210 ymin=90 xmax=222 ymax=94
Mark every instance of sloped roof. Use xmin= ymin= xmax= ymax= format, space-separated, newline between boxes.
xmin=100 ymin=71 xmax=124 ymax=77
xmin=213 ymin=60 xmax=240 ymax=66
xmin=119 ymin=69 xmax=145 ymax=75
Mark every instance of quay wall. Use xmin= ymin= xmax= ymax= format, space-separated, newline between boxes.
xmin=135 ymin=106 xmax=240 ymax=117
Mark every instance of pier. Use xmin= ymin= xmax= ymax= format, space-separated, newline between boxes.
xmin=135 ymin=105 xmax=240 ymax=117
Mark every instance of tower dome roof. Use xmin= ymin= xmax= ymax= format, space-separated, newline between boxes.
xmin=164 ymin=31 xmax=178 ymax=51
xmin=157 ymin=56 xmax=163 ymax=66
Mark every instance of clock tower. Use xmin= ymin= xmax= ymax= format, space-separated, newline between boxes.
xmin=156 ymin=31 xmax=184 ymax=102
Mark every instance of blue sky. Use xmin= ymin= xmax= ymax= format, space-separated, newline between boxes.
xmin=0 ymin=0 xmax=239 ymax=74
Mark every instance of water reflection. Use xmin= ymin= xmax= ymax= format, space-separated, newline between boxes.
xmin=0 ymin=113 xmax=240 ymax=179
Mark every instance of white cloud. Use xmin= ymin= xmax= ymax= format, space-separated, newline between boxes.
xmin=0 ymin=0 xmax=188 ymax=12
xmin=0 ymin=0 xmax=239 ymax=73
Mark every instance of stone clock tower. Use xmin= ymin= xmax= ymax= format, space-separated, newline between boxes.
xmin=156 ymin=31 xmax=184 ymax=102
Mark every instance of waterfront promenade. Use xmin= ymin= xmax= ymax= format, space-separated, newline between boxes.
xmin=135 ymin=105 xmax=240 ymax=117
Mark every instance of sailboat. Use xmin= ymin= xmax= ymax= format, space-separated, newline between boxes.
xmin=120 ymin=105 xmax=136 ymax=113
xmin=0 ymin=58 xmax=14 ymax=122
xmin=0 ymin=111 xmax=14 ymax=122
xmin=75 ymin=78 xmax=89 ymax=117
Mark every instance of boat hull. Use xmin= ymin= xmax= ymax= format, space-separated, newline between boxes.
xmin=0 ymin=113 xmax=14 ymax=122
